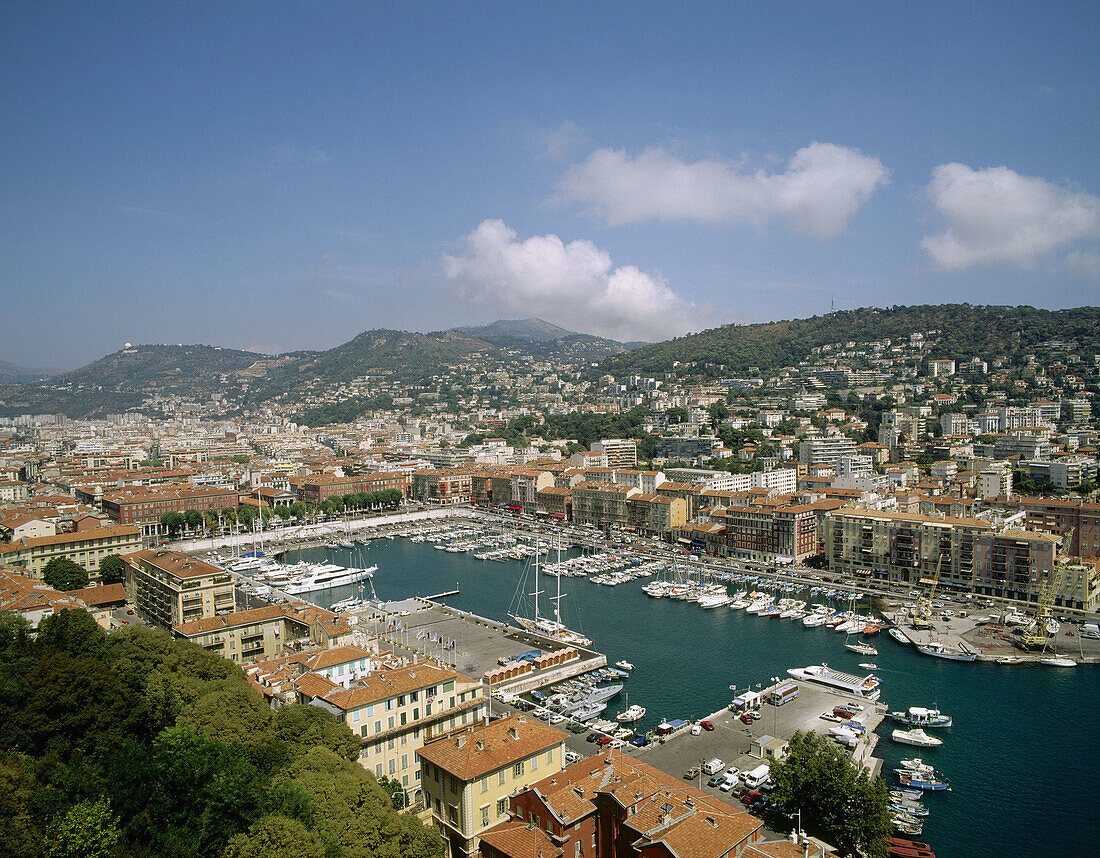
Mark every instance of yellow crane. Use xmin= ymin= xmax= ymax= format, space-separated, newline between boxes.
xmin=1021 ymin=527 xmax=1073 ymax=651
xmin=911 ymin=552 xmax=944 ymax=630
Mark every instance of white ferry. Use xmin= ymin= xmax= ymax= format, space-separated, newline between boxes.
xmin=787 ymin=663 xmax=881 ymax=700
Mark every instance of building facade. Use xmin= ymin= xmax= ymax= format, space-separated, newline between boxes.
xmin=123 ymin=549 xmax=235 ymax=628
xmin=419 ymin=714 xmax=567 ymax=858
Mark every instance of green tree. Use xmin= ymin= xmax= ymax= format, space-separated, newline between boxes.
xmin=183 ymin=508 xmax=203 ymax=533
xmin=665 ymin=406 xmax=688 ymax=425
xmin=270 ymin=704 xmax=359 ymax=765
xmin=159 ymin=510 xmax=186 ymax=539
xmin=178 ymin=686 xmax=276 ymax=752
xmin=707 ymin=400 xmax=730 ymax=429
xmin=768 ymin=730 xmax=891 ymax=858
xmin=97 ymin=554 xmax=126 ymax=586
xmin=377 ymin=775 xmax=408 ymax=810
xmin=47 ymin=798 xmax=120 ymax=858
xmin=223 ymin=815 xmax=325 ymax=858
xmin=42 ymin=558 xmax=88 ymax=591
xmin=288 ymin=747 xmax=444 ymax=858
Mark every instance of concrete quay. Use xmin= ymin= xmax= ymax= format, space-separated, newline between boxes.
xmin=345 ymin=598 xmax=606 ymax=688
xmin=630 ymin=679 xmax=886 ymax=809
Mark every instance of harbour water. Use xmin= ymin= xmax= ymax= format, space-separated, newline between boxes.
xmin=296 ymin=537 xmax=1095 ymax=857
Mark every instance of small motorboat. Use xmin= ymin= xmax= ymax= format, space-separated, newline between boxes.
xmin=845 ymin=641 xmax=878 ymax=656
xmin=896 ymin=771 xmax=950 ymax=791
xmin=1040 ymin=656 xmax=1077 ymax=667
xmin=892 ymin=728 xmax=943 ymax=747
xmin=888 ymin=628 xmax=910 ymax=644
xmin=859 ymin=662 xmax=878 ymax=670
xmin=997 ymin=656 xmax=1024 ymax=664
xmin=615 ymin=660 xmax=635 ymax=671
xmin=616 ymin=704 xmax=646 ymax=722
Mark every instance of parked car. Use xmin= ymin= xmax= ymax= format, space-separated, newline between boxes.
xmin=707 ymin=773 xmax=726 ymax=788
xmin=700 ymin=720 xmax=715 ymax=731
xmin=683 ymin=766 xmax=700 ymax=780
xmin=740 ymin=790 xmax=764 ymax=805
xmin=596 ymin=736 xmax=613 ymax=746
xmin=740 ymin=712 xmax=754 ymax=724
xmin=718 ymin=772 xmax=739 ymax=791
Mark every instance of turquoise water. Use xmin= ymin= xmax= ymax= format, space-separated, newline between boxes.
xmin=295 ymin=538 xmax=1095 ymax=857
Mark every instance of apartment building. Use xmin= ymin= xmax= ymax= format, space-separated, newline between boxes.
xmin=825 ymin=509 xmax=1095 ymax=609
xmin=412 ymin=469 xmax=474 ymax=505
xmin=590 ymin=439 xmax=638 ymax=469
xmin=301 ymin=660 xmax=486 ymax=804
xmin=291 ymin=471 xmax=408 ymax=504
xmin=510 ymin=470 xmax=555 ymax=515
xmin=172 ymin=603 xmax=353 ymax=663
xmin=626 ymin=494 xmax=686 ymax=535
xmin=123 ymin=549 xmax=235 ymax=628
xmin=570 ymin=482 xmax=640 ymax=528
xmin=712 ymin=503 xmax=822 ymax=562
xmin=997 ymin=497 xmax=1100 ymax=558
xmin=419 ymin=714 xmax=568 ymax=858
xmin=0 ymin=524 xmax=142 ymax=581
xmin=800 ymin=435 xmax=860 ymax=466
xmin=479 ymin=753 xmax=764 ymax=858
xmin=101 ymin=484 xmax=239 ymax=535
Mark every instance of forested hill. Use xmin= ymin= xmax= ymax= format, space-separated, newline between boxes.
xmin=601 ymin=305 xmax=1100 ymax=377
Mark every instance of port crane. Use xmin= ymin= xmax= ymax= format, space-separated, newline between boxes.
xmin=911 ymin=552 xmax=944 ymax=630
xmin=1020 ymin=528 xmax=1073 ymax=651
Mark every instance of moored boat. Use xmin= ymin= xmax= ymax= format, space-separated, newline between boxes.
xmin=616 ymin=704 xmax=646 ymax=722
xmin=892 ymin=728 xmax=943 ymax=747
xmin=890 ymin=706 xmax=953 ymax=728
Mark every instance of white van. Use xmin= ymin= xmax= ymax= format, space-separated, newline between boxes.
xmin=742 ymin=763 xmax=771 ymax=789
xmin=702 ymin=758 xmax=724 ymax=776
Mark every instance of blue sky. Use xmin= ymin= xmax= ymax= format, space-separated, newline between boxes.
xmin=2 ymin=1 xmax=1098 ymax=368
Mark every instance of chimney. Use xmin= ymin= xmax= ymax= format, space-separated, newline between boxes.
xmin=508 ymin=725 xmax=519 ymax=740
xmin=476 ymin=740 xmax=485 ymax=750
xmin=457 ymin=736 xmax=466 ymax=748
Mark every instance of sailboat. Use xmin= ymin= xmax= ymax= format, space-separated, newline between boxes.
xmin=843 ymin=593 xmax=878 ymax=655
xmin=509 ymin=534 xmax=593 ymax=648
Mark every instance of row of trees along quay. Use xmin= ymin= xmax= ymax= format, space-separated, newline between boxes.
xmin=156 ymin=489 xmax=404 ymax=539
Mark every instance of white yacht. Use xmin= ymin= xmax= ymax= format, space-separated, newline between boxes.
xmin=891 ymin=728 xmax=943 ymax=747
xmin=616 ymin=704 xmax=646 ymax=722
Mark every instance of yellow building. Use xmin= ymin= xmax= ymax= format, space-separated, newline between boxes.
xmin=297 ymin=660 xmax=486 ymax=804
xmin=0 ymin=525 xmax=142 ymax=582
xmin=418 ymin=714 xmax=567 ymax=858
xmin=123 ymin=549 xmax=235 ymax=628
xmin=172 ymin=603 xmax=353 ymax=662
xmin=627 ymin=493 xmax=686 ymax=535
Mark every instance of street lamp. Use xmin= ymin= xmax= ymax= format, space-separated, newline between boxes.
xmin=771 ymin=676 xmax=780 ymax=738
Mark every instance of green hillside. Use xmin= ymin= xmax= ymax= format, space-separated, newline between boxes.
xmin=601 ymin=304 xmax=1100 ymax=377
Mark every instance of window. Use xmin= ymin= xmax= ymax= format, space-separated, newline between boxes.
xmin=575 ymin=841 xmax=582 ymax=858
xmin=402 ymin=774 xmax=409 ymax=786
xmin=387 ymin=738 xmax=395 ymax=750
xmin=374 ymin=720 xmax=381 ymax=734
xmin=413 ymin=707 xmax=419 ymax=720
xmin=496 ymin=798 xmax=507 ymax=817
xmin=385 ymin=698 xmax=395 ymax=711
xmin=375 ymin=763 xmax=382 ymax=778
xmin=546 ymin=749 xmax=554 ymax=765
xmin=531 ymin=754 xmax=538 ymax=772
xmin=513 ymin=762 xmax=524 ymax=778
xmin=480 ymin=805 xmax=490 ymax=827
xmin=387 ymin=716 xmax=395 ymax=730
xmin=448 ymin=804 xmax=458 ymax=824
xmin=388 ymin=759 xmax=396 ymax=775
xmin=497 ymin=771 xmax=506 ymax=786
xmin=443 ymin=680 xmax=455 ymax=693
xmin=401 ymin=754 xmax=408 ymax=769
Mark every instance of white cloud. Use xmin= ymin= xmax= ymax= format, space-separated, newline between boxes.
xmin=441 ymin=219 xmax=699 ymax=342
xmin=921 ymin=163 xmax=1100 ymax=269
xmin=556 ymin=142 xmax=889 ymax=238
xmin=543 ymin=121 xmax=586 ymax=161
